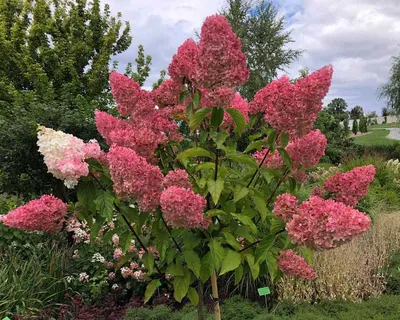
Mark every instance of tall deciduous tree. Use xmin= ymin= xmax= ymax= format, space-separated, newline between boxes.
xmin=0 ymin=0 xmax=134 ymax=198
xmin=223 ymin=0 xmax=302 ymax=100
xmin=379 ymin=55 xmax=400 ymax=115
xmin=350 ymin=105 xmax=364 ymax=120
xmin=326 ymin=98 xmax=349 ymax=121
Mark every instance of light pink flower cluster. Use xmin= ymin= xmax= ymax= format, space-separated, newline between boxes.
xmin=66 ymin=215 xmax=90 ymax=244
xmin=168 ymin=38 xmax=198 ymax=83
xmin=113 ymin=248 xmax=123 ymax=260
xmin=107 ymin=146 xmax=163 ymax=212
xmin=112 ymin=234 xmax=119 ymax=247
xmin=321 ymin=165 xmax=376 ymax=207
xmin=162 ymin=169 xmax=192 ymax=189
xmin=37 ymin=126 xmax=102 ymax=188
xmin=273 ymin=193 xmax=298 ymax=223
xmin=286 ymin=196 xmax=371 ymax=249
xmin=222 ymin=93 xmax=250 ymax=129
xmin=249 ymin=66 xmax=333 ymax=136
xmin=196 ymin=15 xmax=249 ymax=91
xmin=278 ymin=249 xmax=317 ymax=280
xmin=160 ymin=186 xmax=209 ymax=229
xmin=1 ymin=195 xmax=67 ymax=233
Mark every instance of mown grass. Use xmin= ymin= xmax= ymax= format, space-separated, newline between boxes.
xmin=369 ymin=122 xmax=400 ymax=129
xmin=353 ymin=129 xmax=397 ymax=146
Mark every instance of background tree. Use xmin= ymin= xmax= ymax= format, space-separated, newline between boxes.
xmin=223 ymin=0 xmax=302 ymax=100
xmin=359 ymin=116 xmax=368 ymax=133
xmin=343 ymin=118 xmax=350 ymax=136
xmin=352 ymin=119 xmax=359 ymax=135
xmin=350 ymin=105 xmax=364 ymax=120
xmin=379 ymin=55 xmax=400 ymax=115
xmin=124 ymin=45 xmax=152 ymax=86
xmin=326 ymin=98 xmax=349 ymax=121
xmin=0 ymin=0 xmax=134 ymax=199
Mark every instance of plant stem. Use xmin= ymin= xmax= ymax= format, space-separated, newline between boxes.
xmin=239 ymin=240 xmax=261 ymax=252
xmin=211 ymin=272 xmax=221 ymax=320
xmin=160 ymin=214 xmax=183 ymax=253
xmin=197 ymin=280 xmax=205 ymax=320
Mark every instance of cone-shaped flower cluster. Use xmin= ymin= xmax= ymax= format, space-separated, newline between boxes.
xmin=0 ymin=195 xmax=67 ymax=233
xmin=273 ymin=193 xmax=298 ymax=223
xmin=107 ymin=146 xmax=163 ymax=212
xmin=37 ymin=126 xmax=102 ymax=188
xmin=160 ymin=186 xmax=209 ymax=229
xmin=278 ymin=250 xmax=317 ymax=280
xmin=321 ymin=165 xmax=376 ymax=206
xmin=162 ymin=169 xmax=192 ymax=189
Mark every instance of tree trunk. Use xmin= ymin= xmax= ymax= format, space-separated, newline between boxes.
xmin=197 ymin=280 xmax=205 ymax=320
xmin=211 ymin=272 xmax=221 ymax=320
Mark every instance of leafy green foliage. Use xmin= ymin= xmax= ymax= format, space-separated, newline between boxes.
xmin=379 ymin=55 xmax=400 ymax=115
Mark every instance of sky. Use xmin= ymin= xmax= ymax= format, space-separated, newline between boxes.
xmin=105 ymin=0 xmax=400 ymax=114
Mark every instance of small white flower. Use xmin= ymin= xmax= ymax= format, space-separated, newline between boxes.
xmin=79 ymin=272 xmax=89 ymax=282
xmin=112 ymin=284 xmax=119 ymax=291
xmin=66 ymin=276 xmax=74 ymax=283
xmin=23 ymin=243 xmax=31 ymax=248
xmin=10 ymin=241 xmax=18 ymax=248
xmin=36 ymin=242 xmax=44 ymax=249
xmin=91 ymin=253 xmax=105 ymax=263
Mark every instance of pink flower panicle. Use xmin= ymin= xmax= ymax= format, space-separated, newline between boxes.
xmin=322 ymin=165 xmax=376 ymax=207
xmin=273 ymin=193 xmax=298 ymax=223
xmin=196 ymin=15 xmax=249 ymax=90
xmin=0 ymin=195 xmax=67 ymax=233
xmin=152 ymin=79 xmax=182 ymax=107
xmin=286 ymin=196 xmax=371 ymax=249
xmin=249 ymin=66 xmax=333 ymax=136
xmin=253 ymin=149 xmax=283 ymax=170
xmin=168 ymin=38 xmax=198 ymax=83
xmin=37 ymin=126 xmax=102 ymax=188
xmin=222 ymin=93 xmax=250 ymax=129
xmin=278 ymin=249 xmax=317 ymax=280
xmin=286 ymin=130 xmax=327 ymax=170
xmin=162 ymin=169 xmax=192 ymax=189
xmin=107 ymin=146 xmax=163 ymax=212
xmin=160 ymin=186 xmax=209 ymax=229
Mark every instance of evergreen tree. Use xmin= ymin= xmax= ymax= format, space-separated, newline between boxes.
xmin=352 ymin=119 xmax=359 ymax=135
xmin=359 ymin=116 xmax=368 ymax=133
xmin=343 ymin=118 xmax=350 ymax=136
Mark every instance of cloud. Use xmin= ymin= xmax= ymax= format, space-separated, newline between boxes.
xmin=278 ymin=0 xmax=400 ymax=113
xmin=106 ymin=0 xmax=400 ymax=114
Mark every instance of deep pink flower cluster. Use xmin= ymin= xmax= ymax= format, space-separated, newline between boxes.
xmin=286 ymin=130 xmax=327 ymax=169
xmin=278 ymin=249 xmax=317 ymax=280
xmin=160 ymin=186 xmax=209 ymax=229
xmin=168 ymin=38 xmax=198 ymax=83
xmin=286 ymin=196 xmax=371 ymax=249
xmin=0 ymin=195 xmax=67 ymax=233
xmin=162 ymin=169 xmax=192 ymax=189
xmin=253 ymin=149 xmax=283 ymax=170
xmin=273 ymin=193 xmax=298 ymax=223
xmin=107 ymin=146 xmax=163 ymax=212
xmin=152 ymin=79 xmax=182 ymax=107
xmin=249 ymin=66 xmax=333 ymax=136
xmin=322 ymin=165 xmax=376 ymax=207
xmin=222 ymin=93 xmax=249 ymax=129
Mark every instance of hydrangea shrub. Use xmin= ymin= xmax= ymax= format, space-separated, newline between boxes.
xmin=1 ymin=14 xmax=376 ymax=320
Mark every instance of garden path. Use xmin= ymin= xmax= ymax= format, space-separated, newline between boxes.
xmin=387 ymin=128 xmax=400 ymax=140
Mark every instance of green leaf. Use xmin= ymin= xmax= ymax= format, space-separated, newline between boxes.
xmin=234 ymin=186 xmax=249 ymax=203
xmin=189 ymin=108 xmax=211 ymax=131
xmin=142 ymin=252 xmax=154 ymax=275
xmin=205 ymin=209 xmax=226 ymax=217
xmin=211 ymin=130 xmax=229 ymax=149
xmin=144 ymin=279 xmax=159 ymax=303
xmin=208 ymin=239 xmax=225 ymax=270
xmin=195 ymin=162 xmax=215 ymax=171
xmin=266 ymin=252 xmax=278 ymax=281
xmin=207 ymin=179 xmax=224 ymax=204
xmin=77 ymin=179 xmax=97 ymax=213
xmin=220 ymin=250 xmax=241 ymax=275
xmin=226 ymin=108 xmax=246 ymax=131
xmin=270 ymin=217 xmax=285 ymax=234
xmin=226 ymin=152 xmax=258 ymax=169
xmin=200 ymin=252 xmax=214 ymax=282
xmin=280 ymin=132 xmax=290 ymax=148
xmin=255 ymin=235 xmax=276 ymax=263
xmin=94 ymin=191 xmax=115 ymax=221
xmin=251 ymin=195 xmax=267 ymax=222
xmin=183 ymin=250 xmax=201 ymax=277
xmin=187 ymin=287 xmax=199 ymax=306
xmin=223 ymin=232 xmax=242 ymax=251
xmin=245 ymin=254 xmax=260 ymax=280
xmin=300 ymin=247 xmax=314 ymax=265
xmin=231 ymin=213 xmax=257 ymax=235
xmin=235 ymin=265 xmax=244 ymax=285
xmin=260 ymin=168 xmax=274 ymax=183
xmin=244 ymin=140 xmax=267 ymax=153
xmin=177 ymin=147 xmax=212 ymax=160
xmin=183 ymin=233 xmax=201 ymax=250
xmin=119 ymin=230 xmax=132 ymax=254
xmin=173 ymin=268 xmax=191 ymax=302
xmin=278 ymin=148 xmax=292 ymax=167
xmin=155 ymin=230 xmax=169 ymax=261
xmin=90 ymin=217 xmax=105 ymax=242
xmin=180 ymin=90 xmax=188 ymax=104
xmin=193 ymin=89 xmax=201 ymax=107
xmin=288 ymin=177 xmax=297 ymax=192
xmin=166 ymin=263 xmax=184 ymax=277
xmin=267 ymin=130 xmax=277 ymax=151
xmin=211 ymin=107 xmax=224 ymax=127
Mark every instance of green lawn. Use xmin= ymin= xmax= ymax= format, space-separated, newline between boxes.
xmin=369 ymin=122 xmax=400 ymax=129
xmin=353 ymin=129 xmax=398 ymax=146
